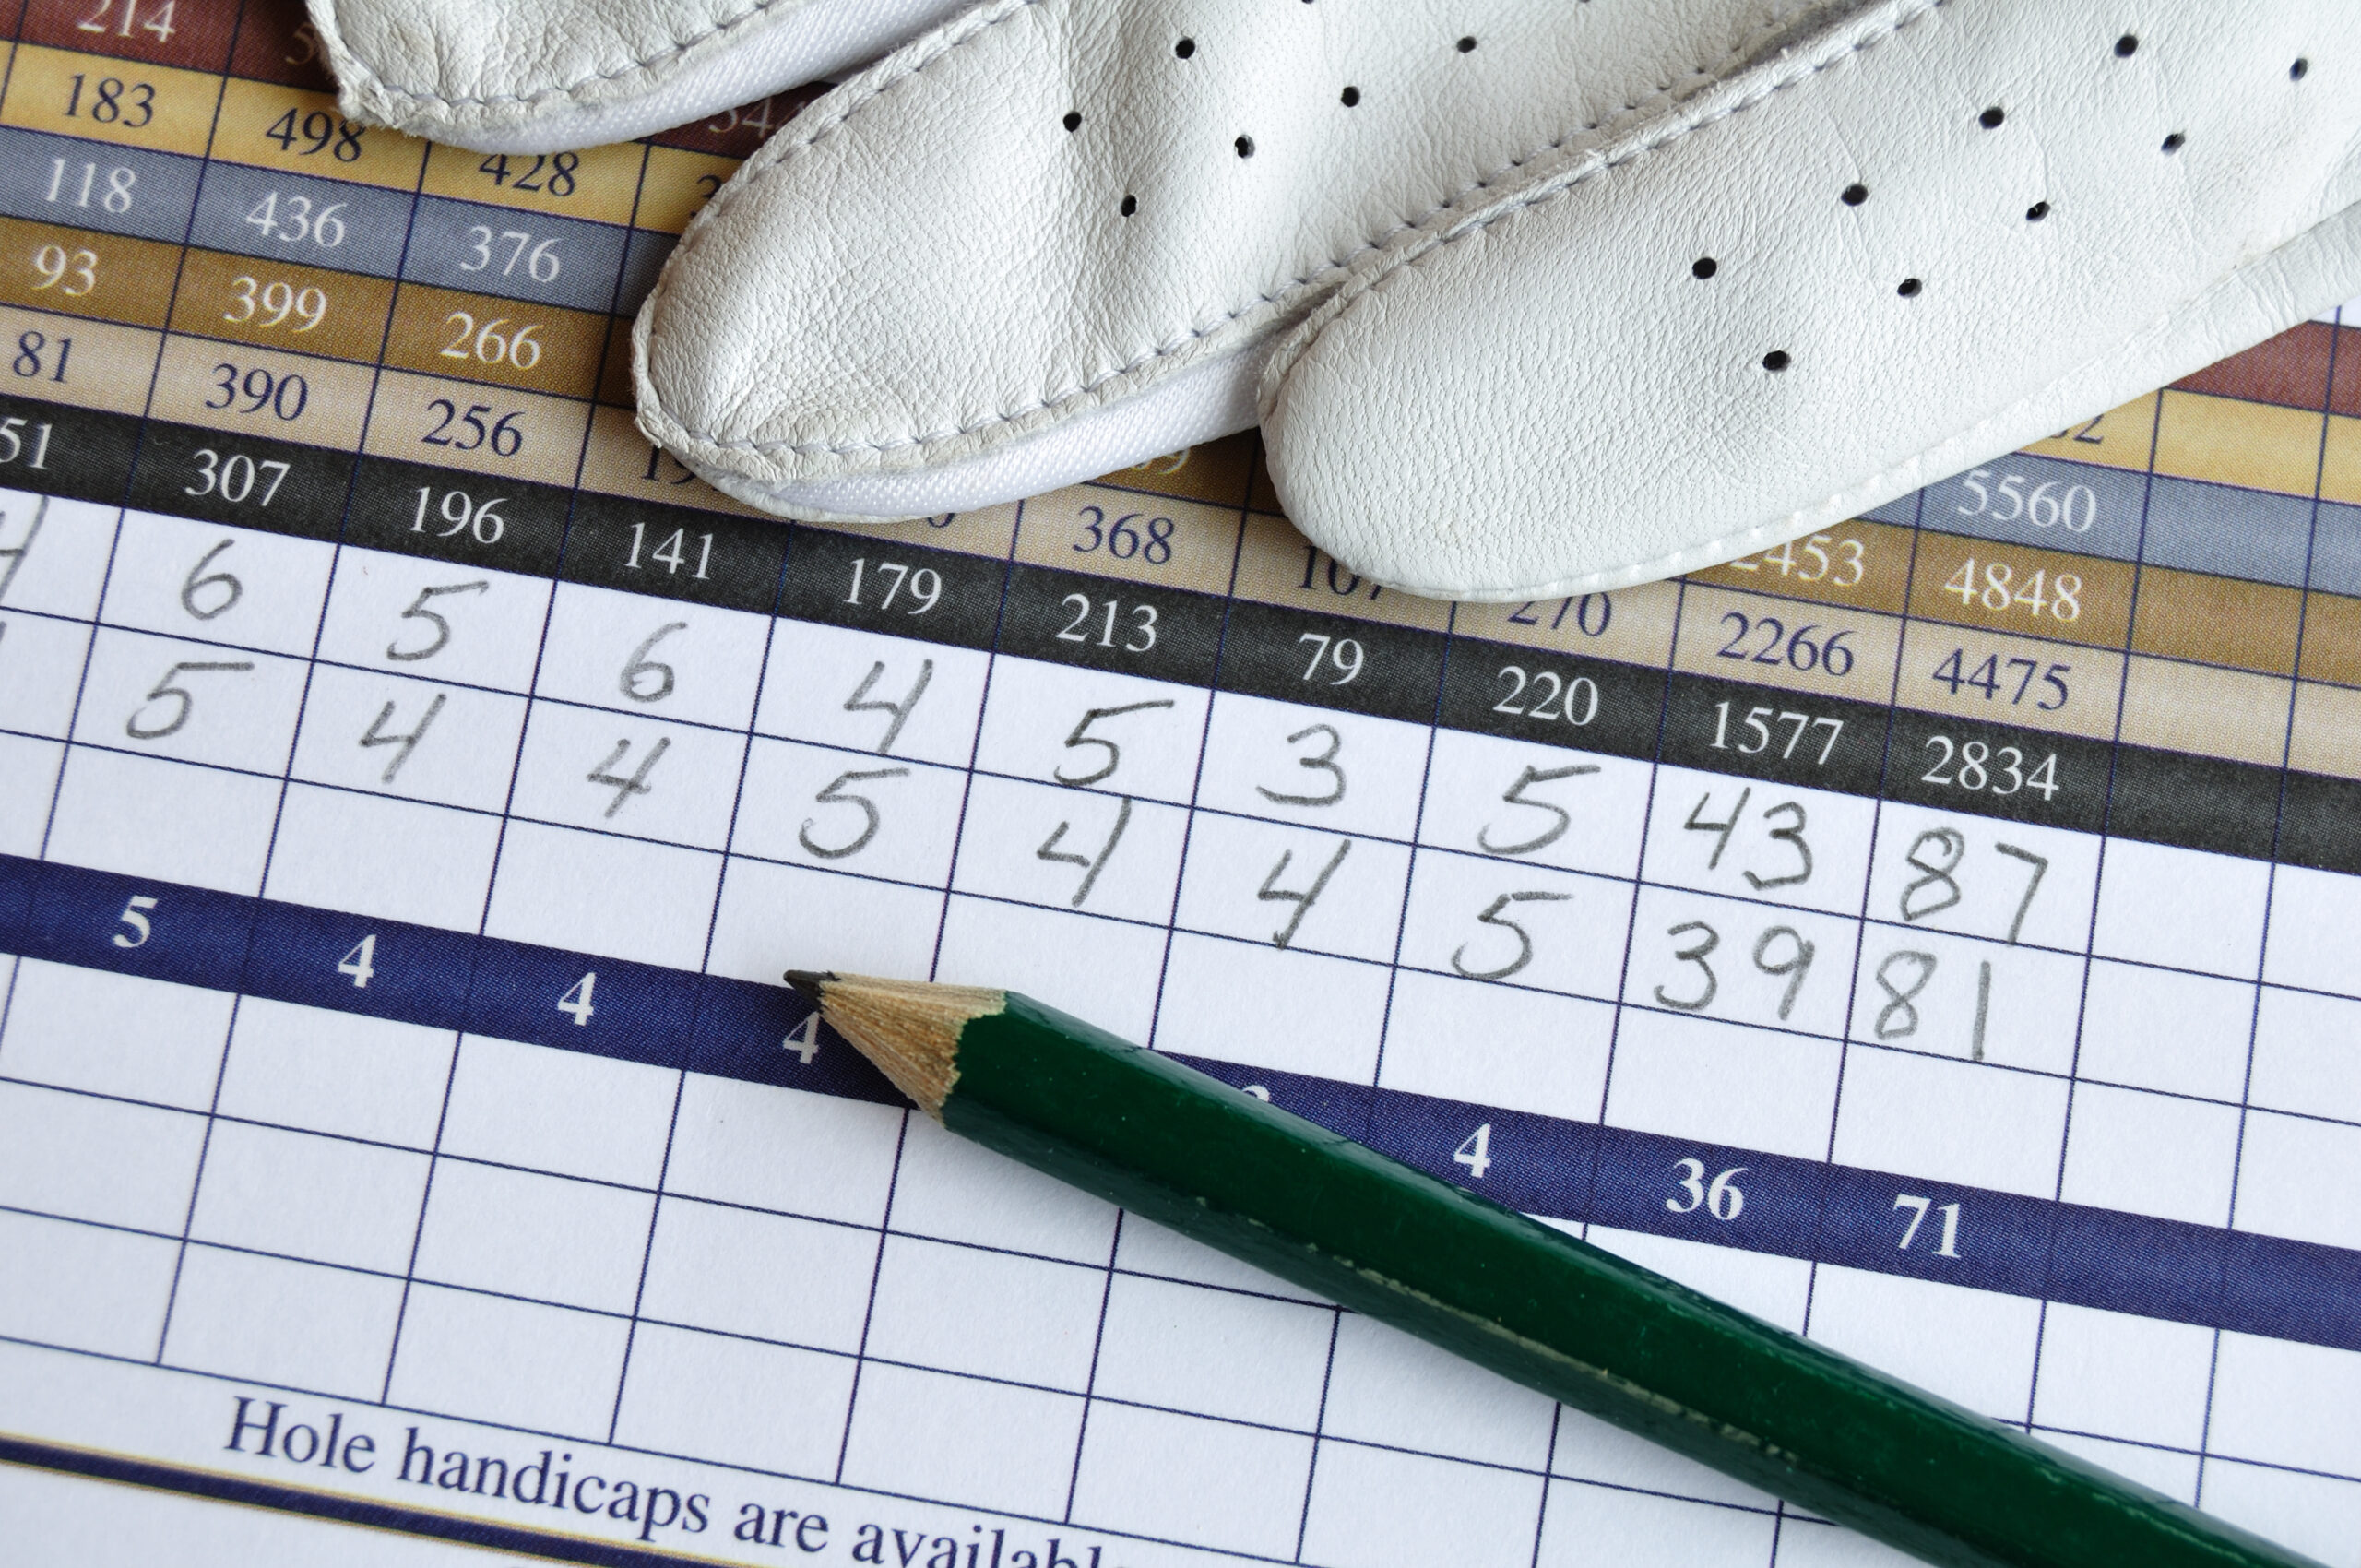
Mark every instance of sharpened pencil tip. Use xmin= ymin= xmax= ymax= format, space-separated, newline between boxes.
xmin=784 ymin=969 xmax=836 ymax=1002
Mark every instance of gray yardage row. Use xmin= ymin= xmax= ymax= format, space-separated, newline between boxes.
xmin=0 ymin=122 xmax=670 ymax=315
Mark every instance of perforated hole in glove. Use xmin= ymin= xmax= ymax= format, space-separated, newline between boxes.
xmin=630 ymin=0 xmax=2361 ymax=604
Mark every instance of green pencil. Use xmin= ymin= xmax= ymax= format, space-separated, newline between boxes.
xmin=788 ymin=971 xmax=2319 ymax=1568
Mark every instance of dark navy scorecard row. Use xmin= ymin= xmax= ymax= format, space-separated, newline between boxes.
xmin=5 ymin=850 xmax=2359 ymax=1360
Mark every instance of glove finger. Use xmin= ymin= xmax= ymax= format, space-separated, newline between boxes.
xmin=1261 ymin=0 xmax=2361 ymax=601
xmin=635 ymin=0 xmax=1816 ymax=523
xmin=309 ymin=0 xmax=968 ymax=152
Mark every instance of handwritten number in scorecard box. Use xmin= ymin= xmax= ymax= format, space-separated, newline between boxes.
xmin=4 ymin=3 xmax=2361 ymax=1565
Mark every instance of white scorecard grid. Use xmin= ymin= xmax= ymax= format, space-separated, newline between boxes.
xmin=3 ymin=40 xmax=2361 ymax=1568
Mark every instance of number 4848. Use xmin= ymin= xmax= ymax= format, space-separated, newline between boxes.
xmin=1942 ymin=556 xmax=2081 ymax=623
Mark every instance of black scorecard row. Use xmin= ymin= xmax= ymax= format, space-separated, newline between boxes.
xmin=8 ymin=391 xmax=2360 ymax=873
xmin=6 ymin=849 xmax=2360 ymax=1360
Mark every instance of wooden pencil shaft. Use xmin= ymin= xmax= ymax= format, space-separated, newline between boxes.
xmin=837 ymin=985 xmax=2318 ymax=1568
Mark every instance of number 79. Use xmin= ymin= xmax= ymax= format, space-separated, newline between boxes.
xmin=1295 ymin=633 xmax=1362 ymax=684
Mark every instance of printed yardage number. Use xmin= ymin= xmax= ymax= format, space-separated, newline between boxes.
xmin=9 ymin=331 xmax=73 ymax=386
xmin=245 ymin=190 xmax=347 ymax=250
xmin=184 ymin=447 xmax=288 ymax=506
xmin=1060 ymin=593 xmax=1157 ymax=654
xmin=1918 ymin=735 xmax=2060 ymax=802
xmin=31 ymin=242 xmax=98 ymax=298
xmin=1491 ymin=663 xmax=1598 ymax=726
xmin=224 ymin=275 xmax=327 ymax=333
xmin=44 ymin=156 xmax=135 ymax=214
xmin=1717 ymin=612 xmax=1858 ymax=679
xmin=208 ymin=362 xmax=307 ymax=421
xmin=77 ymin=0 xmax=177 ymax=45
xmin=1942 ymin=555 xmax=2082 ymax=624
xmin=1299 ymin=545 xmax=1384 ymax=602
xmin=409 ymin=483 xmax=505 ymax=541
xmin=441 ymin=312 xmax=544 ymax=371
xmin=1954 ymin=468 xmax=2097 ymax=534
xmin=63 ymin=70 xmax=156 ymax=129
xmin=263 ymin=107 xmax=364 ymax=161
xmin=460 ymin=226 xmax=561 ymax=282
xmin=623 ymin=520 xmax=714 ymax=581
xmin=1722 ymin=530 xmax=1867 ymax=588
xmin=1507 ymin=593 xmax=1613 ymax=636
xmin=475 ymin=151 xmax=582 ymax=197
xmin=1710 ymin=701 xmax=1844 ymax=765
xmin=845 ymin=555 xmax=941 ymax=615
xmin=422 ymin=398 xmax=525 ymax=457
xmin=1072 ymin=505 xmax=1173 ymax=564
xmin=1930 ymin=649 xmax=2070 ymax=712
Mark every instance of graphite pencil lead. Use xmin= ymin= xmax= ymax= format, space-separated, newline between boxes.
xmin=791 ymin=971 xmax=1003 ymax=1116
xmin=782 ymin=969 xmax=837 ymax=1002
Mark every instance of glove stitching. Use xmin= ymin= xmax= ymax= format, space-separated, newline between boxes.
xmin=648 ymin=3 xmax=1812 ymax=459
xmin=325 ymin=0 xmax=810 ymax=111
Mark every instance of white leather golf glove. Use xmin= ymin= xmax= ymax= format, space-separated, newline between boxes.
xmin=306 ymin=0 xmax=969 ymax=152
xmin=635 ymin=0 xmax=2361 ymax=600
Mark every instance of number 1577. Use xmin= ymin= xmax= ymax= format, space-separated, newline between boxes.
xmin=1711 ymin=702 xmax=1843 ymax=766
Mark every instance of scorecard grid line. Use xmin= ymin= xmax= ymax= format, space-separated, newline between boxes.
xmin=2 ymin=2 xmax=2361 ymax=1563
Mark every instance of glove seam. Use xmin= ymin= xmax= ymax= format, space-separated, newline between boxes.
xmin=644 ymin=2 xmax=1817 ymax=461
xmin=314 ymin=0 xmax=810 ymax=111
